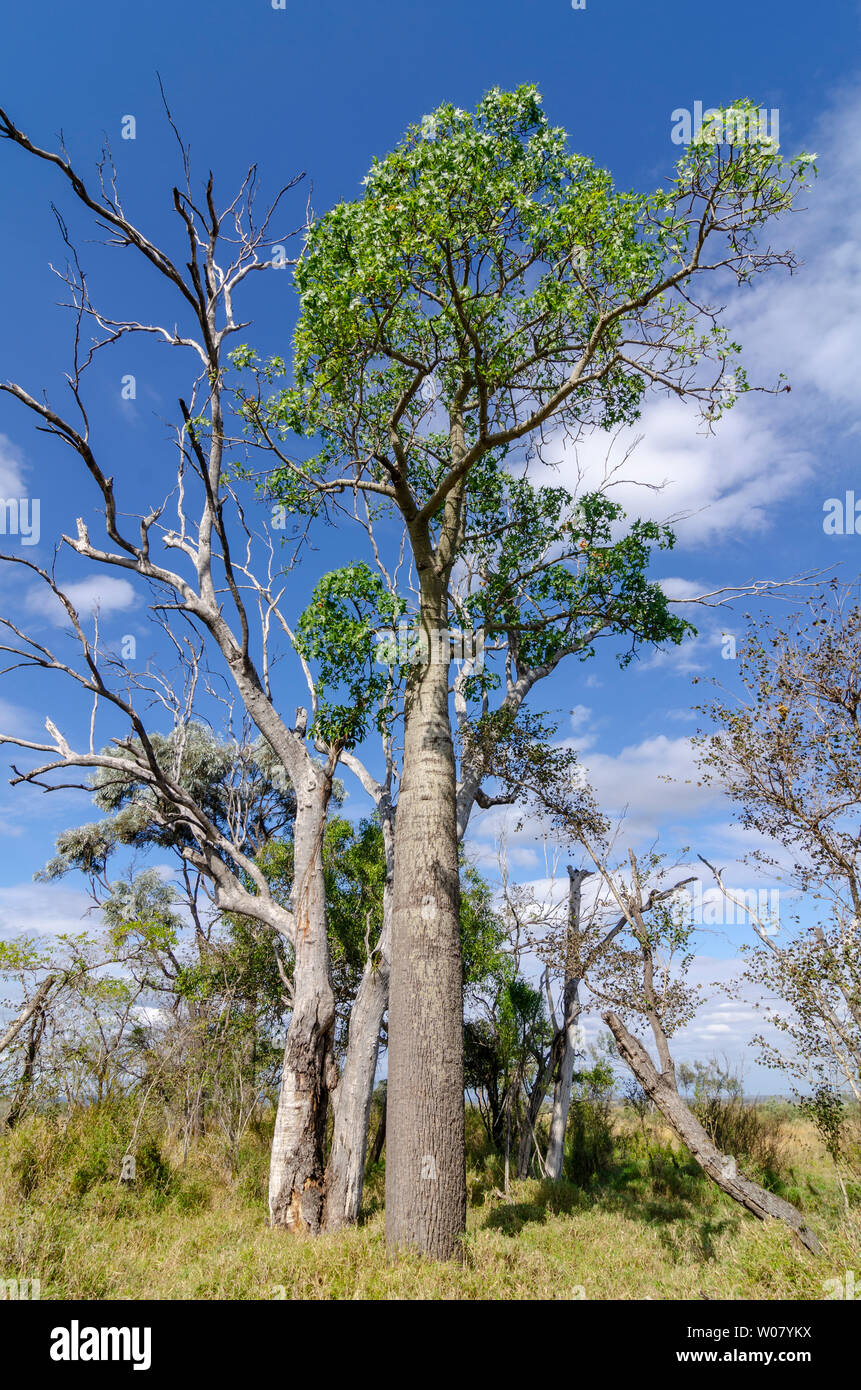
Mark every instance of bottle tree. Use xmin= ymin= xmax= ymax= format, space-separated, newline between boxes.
xmin=242 ymin=87 xmax=813 ymax=1257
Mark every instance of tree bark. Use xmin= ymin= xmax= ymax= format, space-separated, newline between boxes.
xmin=603 ymin=1010 xmax=821 ymax=1255
xmin=324 ymin=800 xmax=393 ymax=1230
xmin=386 ymin=609 xmax=466 ymax=1259
xmin=324 ymin=901 xmax=390 ymax=1230
xmin=5 ymin=1006 xmax=46 ymax=1129
xmin=546 ymin=868 xmax=592 ymax=1180
xmin=0 ymin=975 xmax=56 ymax=1056
xmin=268 ymin=773 xmax=337 ymax=1233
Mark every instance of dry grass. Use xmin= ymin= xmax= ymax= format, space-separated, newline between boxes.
xmin=1 ymin=1104 xmax=859 ymax=1300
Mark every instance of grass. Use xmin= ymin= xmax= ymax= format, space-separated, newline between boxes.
xmin=0 ymin=1103 xmax=859 ymax=1300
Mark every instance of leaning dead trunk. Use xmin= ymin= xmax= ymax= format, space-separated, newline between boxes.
xmin=545 ymin=868 xmax=592 ymax=1180
xmin=5 ymin=1006 xmax=46 ymax=1130
xmin=386 ymin=609 xmax=466 ymax=1259
xmin=268 ymin=775 xmax=336 ymax=1233
xmin=604 ymin=1010 xmax=821 ymax=1255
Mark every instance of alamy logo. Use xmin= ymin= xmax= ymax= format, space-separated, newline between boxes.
xmin=374 ymin=622 xmax=484 ymax=673
xmin=1 ymin=1277 xmax=40 ymax=1299
xmin=0 ymin=497 xmax=40 ymax=546
xmin=50 ymin=1321 xmax=152 ymax=1371
xmin=822 ymin=1271 xmax=858 ymax=1300
xmin=823 ymin=492 xmax=861 ymax=534
xmin=672 ymin=881 xmax=779 ymax=934
xmin=670 ymin=102 xmax=779 ymax=148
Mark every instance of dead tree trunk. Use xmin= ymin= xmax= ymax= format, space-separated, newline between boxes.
xmin=5 ymin=1006 xmax=47 ymax=1129
xmin=604 ymin=1010 xmax=821 ymax=1255
xmin=267 ymin=772 xmax=337 ymax=1233
xmin=545 ymin=867 xmax=593 ymax=1180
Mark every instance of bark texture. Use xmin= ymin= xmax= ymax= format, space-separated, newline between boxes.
xmin=604 ymin=1010 xmax=822 ymax=1255
xmin=268 ymin=773 xmax=337 ymax=1233
xmin=324 ymin=797 xmax=393 ymax=1230
xmin=386 ymin=628 xmax=466 ymax=1259
xmin=324 ymin=904 xmax=390 ymax=1230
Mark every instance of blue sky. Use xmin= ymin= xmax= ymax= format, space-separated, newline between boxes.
xmin=0 ymin=0 xmax=860 ymax=1089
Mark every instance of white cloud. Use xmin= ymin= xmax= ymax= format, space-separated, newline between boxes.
xmin=535 ymin=397 xmax=813 ymax=546
xmin=0 ymin=882 xmax=96 ymax=938
xmin=525 ymin=85 xmax=861 ymax=552
xmin=26 ymin=575 xmax=137 ymax=625
xmin=726 ymin=85 xmax=861 ymax=422
xmin=0 ymin=434 xmax=27 ymax=497
xmin=657 ymin=576 xmax=707 ymax=602
xmin=577 ymin=732 xmax=719 ymax=840
xmin=468 ymin=721 xmax=721 ymax=859
xmin=0 ymin=697 xmax=37 ymax=741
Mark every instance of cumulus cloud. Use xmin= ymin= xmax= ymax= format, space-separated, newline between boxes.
xmin=533 ymin=397 xmax=814 ymax=546
xmin=0 ymin=434 xmax=27 ymax=497
xmin=657 ymin=576 xmax=707 ymax=602
xmin=576 ymin=732 xmax=720 ymax=840
xmin=0 ymin=882 xmax=96 ymax=939
xmin=726 ymin=84 xmax=861 ymax=423
xmin=26 ymin=575 xmax=137 ymax=625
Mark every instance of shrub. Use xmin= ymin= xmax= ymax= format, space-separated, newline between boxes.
xmin=695 ymin=1096 xmax=788 ymax=1189
xmin=564 ymin=1062 xmax=616 ymax=1186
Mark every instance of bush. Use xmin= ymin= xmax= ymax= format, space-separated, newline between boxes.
xmin=694 ymin=1096 xmax=788 ymax=1189
xmin=564 ymin=1062 xmax=616 ymax=1186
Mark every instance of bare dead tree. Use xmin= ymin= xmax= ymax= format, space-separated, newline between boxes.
xmin=0 ymin=101 xmax=344 ymax=1232
xmin=580 ymin=844 xmax=822 ymax=1255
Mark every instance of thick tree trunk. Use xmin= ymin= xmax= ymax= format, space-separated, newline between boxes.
xmin=268 ymin=775 xmax=337 ymax=1233
xmin=546 ymin=868 xmax=592 ymax=1180
xmin=386 ymin=614 xmax=465 ymax=1260
xmin=604 ymin=1011 xmax=821 ymax=1255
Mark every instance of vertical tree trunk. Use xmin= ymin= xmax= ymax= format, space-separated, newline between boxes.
xmin=545 ymin=868 xmax=592 ymax=1180
xmin=324 ymin=809 xmax=393 ymax=1230
xmin=386 ymin=608 xmax=466 ymax=1260
xmin=324 ymin=899 xmax=391 ymax=1230
xmin=268 ymin=775 xmax=337 ymax=1233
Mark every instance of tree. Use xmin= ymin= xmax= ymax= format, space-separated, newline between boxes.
xmin=247 ymin=86 xmax=813 ymax=1256
xmin=695 ymin=589 xmax=861 ymax=1103
xmin=0 ymin=101 xmax=347 ymax=1231
xmin=36 ymin=725 xmax=297 ymax=1154
xmin=583 ymin=846 xmax=821 ymax=1253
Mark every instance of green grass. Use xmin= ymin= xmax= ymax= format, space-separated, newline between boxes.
xmin=0 ymin=1103 xmax=858 ymax=1300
